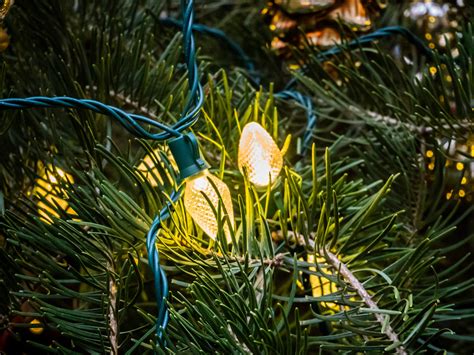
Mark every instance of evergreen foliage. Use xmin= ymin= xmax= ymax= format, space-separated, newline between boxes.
xmin=0 ymin=0 xmax=472 ymax=353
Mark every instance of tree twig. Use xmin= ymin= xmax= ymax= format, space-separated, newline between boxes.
xmin=107 ymin=262 xmax=118 ymax=355
xmin=272 ymin=230 xmax=407 ymax=355
xmin=350 ymin=105 xmax=473 ymax=135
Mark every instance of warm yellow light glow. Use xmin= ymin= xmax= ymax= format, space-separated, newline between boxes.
xmin=426 ymin=150 xmax=434 ymax=158
xmin=0 ymin=28 xmax=9 ymax=52
xmin=136 ymin=148 xmax=177 ymax=187
xmin=238 ymin=122 xmax=283 ymax=189
xmin=29 ymin=319 xmax=44 ymax=335
xmin=0 ymin=0 xmax=12 ymax=20
xmin=184 ymin=170 xmax=234 ymax=243
xmin=308 ymin=253 xmax=341 ymax=312
xmin=456 ymin=162 xmax=464 ymax=171
xmin=137 ymin=149 xmax=164 ymax=187
xmin=33 ymin=163 xmax=75 ymax=224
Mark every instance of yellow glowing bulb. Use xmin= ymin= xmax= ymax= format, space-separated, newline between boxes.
xmin=136 ymin=148 xmax=177 ymax=187
xmin=238 ymin=122 xmax=283 ymax=189
xmin=184 ymin=170 xmax=234 ymax=243
xmin=308 ymin=253 xmax=342 ymax=312
xmin=33 ymin=163 xmax=76 ymax=224
xmin=29 ymin=319 xmax=44 ymax=335
xmin=456 ymin=162 xmax=464 ymax=171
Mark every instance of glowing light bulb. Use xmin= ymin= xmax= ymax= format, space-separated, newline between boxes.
xmin=33 ymin=162 xmax=76 ymax=224
xmin=136 ymin=148 xmax=177 ymax=187
xmin=184 ymin=170 xmax=234 ymax=243
xmin=238 ymin=122 xmax=283 ymax=189
xmin=308 ymin=253 xmax=345 ymax=312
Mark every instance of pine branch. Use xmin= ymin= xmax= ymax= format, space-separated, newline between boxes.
xmin=107 ymin=262 xmax=118 ymax=355
xmin=353 ymin=105 xmax=474 ymax=135
xmin=321 ymin=248 xmax=406 ymax=355
xmin=273 ymin=230 xmax=406 ymax=355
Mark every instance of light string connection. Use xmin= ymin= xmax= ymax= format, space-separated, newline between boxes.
xmin=154 ymin=16 xmax=255 ymax=73
xmin=282 ymin=25 xmax=437 ymax=91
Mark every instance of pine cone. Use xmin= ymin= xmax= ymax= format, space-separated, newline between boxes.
xmin=263 ymin=0 xmax=385 ymax=57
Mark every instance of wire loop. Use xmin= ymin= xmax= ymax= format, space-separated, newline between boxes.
xmin=0 ymin=0 xmax=203 ymax=346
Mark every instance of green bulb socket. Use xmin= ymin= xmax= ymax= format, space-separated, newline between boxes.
xmin=168 ymin=132 xmax=209 ymax=181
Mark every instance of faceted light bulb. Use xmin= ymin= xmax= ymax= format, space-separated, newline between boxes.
xmin=238 ymin=122 xmax=283 ymax=189
xmin=184 ymin=170 xmax=234 ymax=243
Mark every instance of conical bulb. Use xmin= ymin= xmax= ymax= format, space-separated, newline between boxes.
xmin=238 ymin=122 xmax=283 ymax=189
xmin=184 ymin=170 xmax=234 ymax=243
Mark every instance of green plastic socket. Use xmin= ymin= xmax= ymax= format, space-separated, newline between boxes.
xmin=168 ymin=132 xmax=209 ymax=181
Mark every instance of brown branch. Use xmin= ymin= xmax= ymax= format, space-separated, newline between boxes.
xmin=272 ymin=230 xmax=407 ymax=355
xmin=107 ymin=262 xmax=118 ymax=355
xmin=85 ymin=85 xmax=160 ymax=120
xmin=350 ymin=105 xmax=473 ymax=135
xmin=322 ymin=249 xmax=406 ymax=355
xmin=205 ymin=251 xmax=285 ymax=268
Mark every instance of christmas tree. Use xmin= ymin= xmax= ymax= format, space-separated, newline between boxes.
xmin=0 ymin=0 xmax=473 ymax=353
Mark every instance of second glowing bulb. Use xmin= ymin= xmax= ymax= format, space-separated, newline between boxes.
xmin=238 ymin=122 xmax=283 ymax=188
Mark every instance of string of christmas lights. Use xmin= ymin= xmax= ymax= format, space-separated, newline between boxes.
xmin=0 ymin=0 xmax=453 ymax=346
